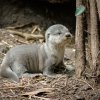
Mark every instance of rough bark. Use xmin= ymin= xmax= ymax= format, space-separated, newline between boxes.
xmin=95 ymin=52 xmax=100 ymax=84
xmin=86 ymin=0 xmax=92 ymax=68
xmin=75 ymin=0 xmax=86 ymax=77
xmin=89 ymin=0 xmax=99 ymax=75
xmin=96 ymin=0 xmax=100 ymax=21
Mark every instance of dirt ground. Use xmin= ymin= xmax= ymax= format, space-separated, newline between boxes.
xmin=0 ymin=0 xmax=100 ymax=100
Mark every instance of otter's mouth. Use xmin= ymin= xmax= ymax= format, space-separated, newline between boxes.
xmin=62 ymin=36 xmax=72 ymax=45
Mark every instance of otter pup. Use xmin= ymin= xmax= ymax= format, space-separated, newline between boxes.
xmin=0 ymin=24 xmax=72 ymax=82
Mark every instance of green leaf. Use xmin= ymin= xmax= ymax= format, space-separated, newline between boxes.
xmin=75 ymin=5 xmax=86 ymax=16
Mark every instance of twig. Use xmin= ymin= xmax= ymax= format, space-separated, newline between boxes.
xmin=31 ymin=25 xmax=38 ymax=34
xmin=1 ymin=95 xmax=18 ymax=98
xmin=75 ymin=77 xmax=94 ymax=90
xmin=10 ymin=89 xmax=15 ymax=95
xmin=51 ymin=75 xmax=68 ymax=87
xmin=0 ymin=86 xmax=25 ymax=90
xmin=15 ymin=39 xmax=29 ymax=44
xmin=85 ymin=73 xmax=97 ymax=78
xmin=9 ymin=34 xmax=15 ymax=37
xmin=1 ymin=40 xmax=13 ymax=47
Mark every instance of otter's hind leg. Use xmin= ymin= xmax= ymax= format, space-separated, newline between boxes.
xmin=12 ymin=62 xmax=27 ymax=78
xmin=0 ymin=65 xmax=19 ymax=82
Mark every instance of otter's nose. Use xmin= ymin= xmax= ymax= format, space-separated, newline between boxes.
xmin=65 ymin=34 xmax=72 ymax=38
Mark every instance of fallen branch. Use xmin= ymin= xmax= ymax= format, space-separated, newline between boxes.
xmin=5 ymin=22 xmax=35 ymax=29
xmin=21 ymin=88 xmax=54 ymax=99
xmin=6 ymin=29 xmax=44 ymax=40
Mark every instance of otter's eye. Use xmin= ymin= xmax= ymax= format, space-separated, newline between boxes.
xmin=58 ymin=32 xmax=61 ymax=35
xmin=47 ymin=33 xmax=50 ymax=39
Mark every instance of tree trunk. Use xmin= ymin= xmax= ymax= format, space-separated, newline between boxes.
xmin=86 ymin=0 xmax=92 ymax=68
xmin=89 ymin=0 xmax=99 ymax=76
xmin=75 ymin=0 xmax=86 ymax=78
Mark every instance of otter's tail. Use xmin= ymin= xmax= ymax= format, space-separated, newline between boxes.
xmin=0 ymin=65 xmax=19 ymax=82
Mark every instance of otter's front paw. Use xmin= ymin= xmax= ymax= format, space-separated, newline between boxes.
xmin=43 ymin=70 xmax=56 ymax=78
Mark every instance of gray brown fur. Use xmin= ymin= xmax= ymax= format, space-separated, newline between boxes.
xmin=0 ymin=24 xmax=72 ymax=82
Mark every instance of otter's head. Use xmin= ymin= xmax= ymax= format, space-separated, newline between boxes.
xmin=45 ymin=24 xmax=72 ymax=46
